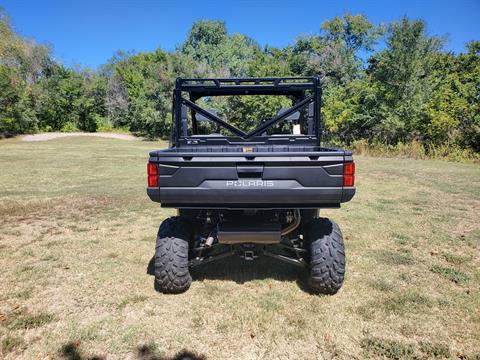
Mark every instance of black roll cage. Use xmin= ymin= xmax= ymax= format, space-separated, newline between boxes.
xmin=172 ymin=76 xmax=322 ymax=146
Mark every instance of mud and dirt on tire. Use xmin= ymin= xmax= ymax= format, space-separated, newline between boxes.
xmin=154 ymin=216 xmax=194 ymax=294
xmin=306 ymin=217 xmax=345 ymax=295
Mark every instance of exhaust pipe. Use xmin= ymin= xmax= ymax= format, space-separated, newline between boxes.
xmin=217 ymin=222 xmax=281 ymax=244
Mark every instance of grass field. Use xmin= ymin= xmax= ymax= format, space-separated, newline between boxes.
xmin=0 ymin=137 xmax=479 ymax=360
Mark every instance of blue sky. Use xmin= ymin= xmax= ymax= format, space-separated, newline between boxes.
xmin=2 ymin=0 xmax=480 ymax=68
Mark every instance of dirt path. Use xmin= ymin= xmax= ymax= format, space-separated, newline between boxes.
xmin=22 ymin=132 xmax=138 ymax=142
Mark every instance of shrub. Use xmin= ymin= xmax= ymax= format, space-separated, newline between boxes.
xmin=60 ymin=121 xmax=79 ymax=133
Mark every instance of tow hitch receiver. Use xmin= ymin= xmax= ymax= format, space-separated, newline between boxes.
xmin=243 ymin=250 xmax=256 ymax=260
xmin=240 ymin=244 xmax=258 ymax=260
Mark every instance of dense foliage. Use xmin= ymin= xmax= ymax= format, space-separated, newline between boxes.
xmin=1 ymin=9 xmax=479 ymax=154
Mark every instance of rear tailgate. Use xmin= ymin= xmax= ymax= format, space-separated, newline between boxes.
xmin=147 ymin=149 xmax=355 ymax=208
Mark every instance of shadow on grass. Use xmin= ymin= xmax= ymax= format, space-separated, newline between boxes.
xmin=60 ymin=342 xmax=104 ymax=360
xmin=137 ymin=344 xmax=206 ymax=360
xmin=60 ymin=342 xmax=205 ymax=360
xmin=147 ymin=255 xmax=311 ymax=293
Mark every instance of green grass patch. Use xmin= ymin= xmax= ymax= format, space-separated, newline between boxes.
xmin=383 ymin=291 xmax=432 ymax=313
xmin=361 ymin=337 xmax=415 ymax=359
xmin=393 ymin=233 xmax=411 ymax=245
xmin=442 ymin=252 xmax=471 ymax=265
xmin=369 ymin=279 xmax=395 ymax=292
xmin=419 ymin=341 xmax=450 ymax=358
xmin=1 ymin=335 xmax=25 ymax=354
xmin=351 ymin=139 xmax=480 ymax=163
xmin=8 ymin=312 xmax=55 ymax=330
xmin=257 ymin=289 xmax=284 ymax=312
xmin=117 ymin=294 xmax=148 ymax=309
xmin=375 ymin=250 xmax=416 ymax=266
xmin=357 ymin=290 xmax=432 ymax=320
xmin=1 ymin=138 xmax=479 ymax=358
xmin=12 ymin=289 xmax=32 ymax=300
xmin=430 ymin=264 xmax=469 ymax=284
xmin=361 ymin=338 xmax=451 ymax=359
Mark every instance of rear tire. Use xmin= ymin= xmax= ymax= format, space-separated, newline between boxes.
xmin=306 ymin=218 xmax=345 ymax=295
xmin=154 ymin=216 xmax=193 ymax=294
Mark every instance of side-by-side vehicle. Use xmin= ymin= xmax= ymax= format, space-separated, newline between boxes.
xmin=147 ymin=77 xmax=356 ymax=294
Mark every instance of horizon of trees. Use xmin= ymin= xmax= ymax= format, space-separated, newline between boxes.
xmin=0 ymin=9 xmax=479 ymax=153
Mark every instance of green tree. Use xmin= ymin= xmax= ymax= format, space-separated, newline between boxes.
xmin=0 ymin=9 xmax=42 ymax=135
xmin=426 ymin=42 xmax=480 ymax=151
xmin=364 ymin=17 xmax=445 ymax=143
xmin=1 ymin=7 xmax=479 ymax=155
xmin=290 ymin=14 xmax=382 ymax=84
xmin=0 ymin=65 xmax=37 ymax=135
xmin=181 ymin=20 xmax=259 ymax=77
xmin=37 ymin=64 xmax=83 ymax=131
xmin=182 ymin=20 xmax=228 ymax=66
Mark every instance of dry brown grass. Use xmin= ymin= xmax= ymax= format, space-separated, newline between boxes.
xmin=0 ymin=137 xmax=479 ymax=359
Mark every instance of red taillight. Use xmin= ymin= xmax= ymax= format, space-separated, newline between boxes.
xmin=147 ymin=163 xmax=158 ymax=187
xmin=343 ymin=161 xmax=355 ymax=187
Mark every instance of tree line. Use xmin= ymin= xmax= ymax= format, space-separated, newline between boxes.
xmin=1 ymin=9 xmax=479 ymax=154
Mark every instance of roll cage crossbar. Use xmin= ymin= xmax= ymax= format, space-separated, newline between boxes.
xmin=172 ymin=76 xmax=322 ymax=144
xmin=181 ymin=98 xmax=247 ymax=137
